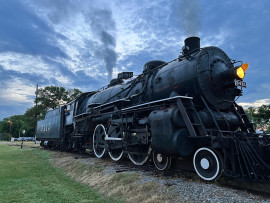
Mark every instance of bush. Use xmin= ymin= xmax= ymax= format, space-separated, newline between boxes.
xmin=0 ymin=133 xmax=10 ymax=141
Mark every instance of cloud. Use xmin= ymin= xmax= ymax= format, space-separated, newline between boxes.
xmin=238 ymin=99 xmax=270 ymax=108
xmin=0 ymin=0 xmax=67 ymax=58
xmin=0 ymin=0 xmax=270 ymax=121
xmin=28 ymin=0 xmax=118 ymax=81
xmin=0 ymin=52 xmax=50 ymax=76
xmin=112 ymin=0 xmax=183 ymax=69
xmin=0 ymin=63 xmax=52 ymax=92
xmin=201 ymin=29 xmax=228 ymax=47
xmin=0 ymin=78 xmax=35 ymax=104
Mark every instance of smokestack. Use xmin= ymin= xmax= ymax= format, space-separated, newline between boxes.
xmin=184 ymin=37 xmax=200 ymax=52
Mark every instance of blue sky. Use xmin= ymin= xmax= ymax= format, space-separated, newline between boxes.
xmin=0 ymin=0 xmax=270 ymax=120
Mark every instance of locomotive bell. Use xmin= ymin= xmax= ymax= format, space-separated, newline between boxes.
xmin=184 ymin=37 xmax=200 ymax=52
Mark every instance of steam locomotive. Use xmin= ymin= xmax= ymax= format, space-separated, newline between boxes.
xmin=36 ymin=37 xmax=270 ymax=181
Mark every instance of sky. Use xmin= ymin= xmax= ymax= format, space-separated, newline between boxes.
xmin=0 ymin=0 xmax=270 ymax=121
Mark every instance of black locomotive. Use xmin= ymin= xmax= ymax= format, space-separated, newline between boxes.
xmin=36 ymin=37 xmax=270 ymax=181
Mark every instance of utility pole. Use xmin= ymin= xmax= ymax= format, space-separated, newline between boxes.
xmin=35 ymin=84 xmax=38 ymax=107
xmin=7 ymin=120 xmax=12 ymax=141
xmin=35 ymin=84 xmax=38 ymax=143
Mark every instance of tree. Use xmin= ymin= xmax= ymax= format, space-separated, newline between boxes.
xmin=245 ymin=106 xmax=256 ymax=122
xmin=24 ymin=105 xmax=47 ymax=137
xmin=35 ymin=86 xmax=82 ymax=110
xmin=0 ymin=115 xmax=30 ymax=138
xmin=0 ymin=86 xmax=82 ymax=139
xmin=256 ymin=105 xmax=270 ymax=132
xmin=245 ymin=105 xmax=270 ymax=132
xmin=257 ymin=105 xmax=270 ymax=120
xmin=22 ymin=86 xmax=82 ymax=136
xmin=0 ymin=133 xmax=9 ymax=141
xmin=66 ymin=88 xmax=82 ymax=103
xmin=25 ymin=104 xmax=47 ymax=121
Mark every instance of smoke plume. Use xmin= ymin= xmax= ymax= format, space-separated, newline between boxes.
xmin=31 ymin=0 xmax=117 ymax=81
xmin=84 ymin=8 xmax=117 ymax=81
xmin=173 ymin=0 xmax=201 ymax=36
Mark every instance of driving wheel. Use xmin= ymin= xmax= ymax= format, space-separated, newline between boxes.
xmin=93 ymin=124 xmax=107 ymax=158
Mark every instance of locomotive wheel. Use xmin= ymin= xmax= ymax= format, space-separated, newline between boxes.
xmin=128 ymin=145 xmax=152 ymax=166
xmin=108 ymin=137 xmax=124 ymax=162
xmin=193 ymin=147 xmax=223 ymax=181
xmin=108 ymin=129 xmax=124 ymax=161
xmin=109 ymin=148 xmax=124 ymax=161
xmin=152 ymin=151 xmax=171 ymax=171
xmin=93 ymin=124 xmax=107 ymax=158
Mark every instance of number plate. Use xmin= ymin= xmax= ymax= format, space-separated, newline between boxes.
xmin=234 ymin=79 xmax=246 ymax=88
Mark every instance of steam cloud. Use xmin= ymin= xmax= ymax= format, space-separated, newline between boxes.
xmin=173 ymin=0 xmax=201 ymax=36
xmin=84 ymin=9 xmax=117 ymax=81
xmin=32 ymin=0 xmax=117 ymax=81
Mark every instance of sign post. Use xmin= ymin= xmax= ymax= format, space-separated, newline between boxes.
xmin=21 ymin=130 xmax=25 ymax=149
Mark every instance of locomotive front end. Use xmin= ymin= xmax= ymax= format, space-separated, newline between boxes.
xmin=151 ymin=36 xmax=249 ymax=110
xmin=194 ymin=41 xmax=247 ymax=109
xmin=149 ymin=37 xmax=270 ymax=181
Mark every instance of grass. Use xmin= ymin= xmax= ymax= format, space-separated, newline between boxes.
xmin=74 ymin=162 xmax=104 ymax=174
xmin=0 ymin=144 xmax=115 ymax=203
xmin=111 ymin=173 xmax=140 ymax=185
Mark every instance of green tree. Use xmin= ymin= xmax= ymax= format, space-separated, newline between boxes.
xmin=245 ymin=106 xmax=259 ymax=129
xmin=23 ymin=105 xmax=47 ymax=137
xmin=0 ymin=86 xmax=82 ymax=139
xmin=256 ymin=105 xmax=270 ymax=132
xmin=257 ymin=105 xmax=270 ymax=120
xmin=0 ymin=115 xmax=29 ymax=138
xmin=35 ymin=86 xmax=82 ymax=109
xmin=25 ymin=105 xmax=47 ymax=124
xmin=245 ymin=106 xmax=256 ymax=122
xmin=66 ymin=88 xmax=82 ymax=103
xmin=23 ymin=86 xmax=82 ymax=136
xmin=0 ymin=133 xmax=9 ymax=141
xmin=245 ymin=105 xmax=270 ymax=132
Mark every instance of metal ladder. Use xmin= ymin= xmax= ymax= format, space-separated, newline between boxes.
xmin=233 ymin=103 xmax=255 ymax=133
xmin=176 ymin=98 xmax=207 ymax=137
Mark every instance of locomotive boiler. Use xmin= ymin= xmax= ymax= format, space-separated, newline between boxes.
xmin=36 ymin=37 xmax=270 ymax=181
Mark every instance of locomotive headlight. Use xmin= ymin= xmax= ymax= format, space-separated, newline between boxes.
xmin=236 ymin=63 xmax=248 ymax=79
xmin=236 ymin=67 xmax=245 ymax=79
xmin=241 ymin=63 xmax=248 ymax=72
